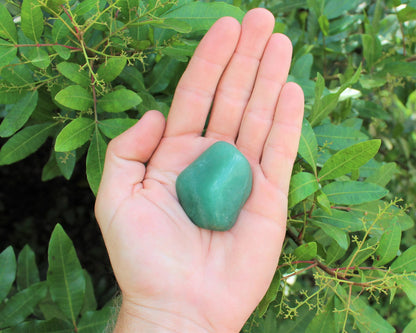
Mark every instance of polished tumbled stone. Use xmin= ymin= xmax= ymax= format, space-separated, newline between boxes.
xmin=176 ymin=141 xmax=253 ymax=231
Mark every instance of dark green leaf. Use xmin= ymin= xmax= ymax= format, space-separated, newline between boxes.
xmin=391 ymin=245 xmax=416 ymax=273
xmin=318 ymin=140 xmax=381 ymax=181
xmin=326 ymin=240 xmax=347 ymax=265
xmin=374 ymin=218 xmax=401 ymax=267
xmin=351 ymin=297 xmax=395 ymax=333
xmin=341 ymin=237 xmax=378 ymax=267
xmin=86 ymin=129 xmax=107 ymax=195
xmin=47 ymin=224 xmax=86 ymax=322
xmin=17 ymin=245 xmax=40 ymax=291
xmin=0 ymin=282 xmax=47 ymax=328
xmin=145 ymin=57 xmax=181 ymax=93
xmin=365 ymin=162 xmax=397 ymax=187
xmin=0 ymin=6 xmax=17 ymax=43
xmin=311 ymin=208 xmax=363 ymax=232
xmin=2 ymin=318 xmax=73 ymax=333
xmin=55 ymin=151 xmax=76 ymax=180
xmin=314 ymin=123 xmax=368 ymax=151
xmin=294 ymin=242 xmax=317 ymax=261
xmin=118 ymin=66 xmax=146 ymax=92
xmin=0 ymin=39 xmax=17 ymax=68
xmin=298 ymin=119 xmax=317 ymax=173
xmin=55 ymin=85 xmax=93 ymax=111
xmin=80 ymin=270 xmax=97 ymax=314
xmin=78 ymin=307 xmax=112 ymax=332
xmin=0 ymin=123 xmax=57 ymax=165
xmin=306 ymin=297 xmax=336 ymax=332
xmin=0 ymin=90 xmax=38 ymax=137
xmin=0 ymin=247 xmax=16 ymax=302
xmin=21 ymin=0 xmax=44 ymax=42
xmin=52 ymin=15 xmax=71 ymax=42
xmin=55 ymin=118 xmax=95 ymax=152
xmin=96 ymin=57 xmax=127 ymax=83
xmin=98 ymin=89 xmax=142 ymax=113
xmin=312 ymin=221 xmax=349 ymax=250
xmin=27 ymin=47 xmax=50 ymax=69
xmin=42 ymin=151 xmax=62 ymax=181
xmin=257 ymin=270 xmax=281 ymax=317
xmin=291 ymin=54 xmax=313 ymax=80
xmin=98 ymin=118 xmax=138 ymax=139
xmin=288 ymin=172 xmax=319 ymax=208
xmin=57 ymin=62 xmax=91 ymax=88
xmin=322 ymin=181 xmax=388 ymax=205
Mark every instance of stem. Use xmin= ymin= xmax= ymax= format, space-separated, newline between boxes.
xmin=15 ymin=43 xmax=81 ymax=51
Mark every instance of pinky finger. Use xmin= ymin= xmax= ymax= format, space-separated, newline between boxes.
xmin=261 ymin=82 xmax=304 ymax=193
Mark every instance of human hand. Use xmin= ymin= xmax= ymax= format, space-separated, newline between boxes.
xmin=95 ymin=8 xmax=304 ymax=333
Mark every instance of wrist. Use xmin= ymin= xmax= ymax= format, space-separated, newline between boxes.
xmin=114 ymin=298 xmax=215 ymax=333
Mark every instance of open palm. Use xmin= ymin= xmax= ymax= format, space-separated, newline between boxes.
xmin=95 ymin=8 xmax=304 ymax=332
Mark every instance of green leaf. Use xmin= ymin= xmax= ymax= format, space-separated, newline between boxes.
xmin=288 ymin=172 xmax=319 ymax=208
xmin=42 ymin=151 xmax=62 ymax=181
xmin=55 ymin=118 xmax=95 ymax=152
xmin=374 ymin=218 xmax=401 ymax=267
xmin=318 ymin=140 xmax=381 ymax=181
xmin=351 ymin=297 xmax=395 ymax=333
xmin=0 ymin=90 xmax=38 ymax=137
xmin=86 ymin=130 xmax=107 ymax=195
xmin=391 ymin=245 xmax=416 ymax=273
xmin=98 ymin=89 xmax=142 ymax=113
xmin=118 ymin=66 xmax=146 ymax=92
xmin=365 ymin=162 xmax=397 ymax=187
xmin=47 ymin=224 xmax=86 ymax=322
xmin=145 ymin=56 xmax=181 ymax=93
xmin=314 ymin=123 xmax=368 ymax=151
xmin=55 ymin=85 xmax=93 ymax=111
xmin=362 ymin=34 xmax=381 ymax=71
xmin=291 ymin=54 xmax=313 ymax=80
xmin=294 ymin=242 xmax=317 ymax=261
xmin=1 ymin=61 xmax=33 ymax=86
xmin=98 ymin=118 xmax=138 ymax=139
xmin=78 ymin=307 xmax=112 ymax=332
xmin=55 ymin=151 xmax=76 ymax=180
xmin=96 ymin=57 xmax=127 ymax=83
xmin=0 ymin=39 xmax=17 ymax=68
xmin=52 ymin=14 xmax=71 ymax=42
xmin=21 ymin=0 xmax=44 ymax=42
xmin=397 ymin=5 xmax=416 ymax=22
xmin=257 ymin=270 xmax=281 ymax=317
xmin=403 ymin=318 xmax=416 ymax=333
xmin=146 ymin=18 xmax=192 ymax=33
xmin=27 ymin=47 xmax=51 ymax=69
xmin=80 ymin=270 xmax=97 ymax=314
xmin=0 ymin=123 xmax=57 ymax=165
xmin=0 ymin=247 xmax=16 ymax=302
xmin=311 ymin=208 xmax=364 ymax=232
xmin=306 ymin=297 xmax=336 ymax=332
xmin=341 ymin=237 xmax=378 ymax=267
xmin=400 ymin=277 xmax=416 ymax=305
xmin=322 ymin=181 xmax=388 ymax=205
xmin=318 ymin=15 xmax=329 ymax=36
xmin=0 ymin=282 xmax=48 ymax=328
xmin=312 ymin=221 xmax=349 ymax=250
xmin=2 ymin=318 xmax=73 ymax=333
xmin=326 ymin=240 xmax=347 ymax=265
xmin=16 ymin=245 xmax=40 ymax=291
xmin=57 ymin=62 xmax=91 ymax=88
xmin=316 ymin=190 xmax=332 ymax=214
xmin=0 ymin=6 xmax=17 ymax=43
xmin=298 ymin=119 xmax=317 ymax=173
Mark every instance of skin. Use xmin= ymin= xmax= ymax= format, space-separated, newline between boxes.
xmin=95 ymin=8 xmax=304 ymax=333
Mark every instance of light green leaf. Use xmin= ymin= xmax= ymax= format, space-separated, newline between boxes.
xmin=0 ymin=39 xmax=17 ymax=68
xmin=0 ymin=247 xmax=16 ymax=302
xmin=318 ymin=14 xmax=329 ymax=36
xmin=391 ymin=245 xmax=416 ymax=273
xmin=365 ymin=162 xmax=397 ymax=187
xmin=55 ymin=118 xmax=95 ymax=152
xmin=257 ymin=270 xmax=281 ymax=317
xmin=144 ymin=18 xmax=192 ymax=33
xmin=98 ymin=118 xmax=138 ymax=139
xmin=0 ymin=123 xmax=57 ymax=165
xmin=96 ymin=57 xmax=127 ymax=83
xmin=47 ymin=224 xmax=86 ymax=322
xmin=397 ymin=5 xmax=416 ymax=22
xmin=0 ymin=282 xmax=47 ymax=327
xmin=78 ymin=307 xmax=112 ymax=332
xmin=17 ymin=245 xmax=40 ymax=291
xmin=318 ymin=140 xmax=381 ymax=181
xmin=55 ymin=85 xmax=93 ymax=111
xmin=98 ymin=89 xmax=142 ymax=113
xmin=374 ymin=218 xmax=401 ymax=267
xmin=0 ymin=6 xmax=17 ymax=43
xmin=400 ymin=277 xmax=416 ymax=305
xmin=311 ymin=208 xmax=364 ymax=232
xmin=0 ymin=90 xmax=38 ymax=137
xmin=298 ymin=119 xmax=317 ymax=173
xmin=52 ymin=14 xmax=71 ymax=42
xmin=288 ymin=172 xmax=319 ymax=208
xmin=312 ymin=221 xmax=349 ymax=250
xmin=21 ymin=0 xmax=44 ymax=42
xmin=57 ymin=62 xmax=91 ymax=88
xmin=314 ymin=123 xmax=368 ymax=151
xmin=1 ymin=61 xmax=33 ymax=86
xmin=294 ymin=242 xmax=317 ymax=261
xmin=322 ymin=181 xmax=388 ymax=205
xmin=55 ymin=151 xmax=76 ymax=180
xmin=291 ymin=54 xmax=313 ymax=80
xmin=316 ymin=190 xmax=332 ymax=214
xmin=403 ymin=318 xmax=416 ymax=333
xmin=27 ymin=47 xmax=51 ymax=69
xmin=351 ymin=297 xmax=395 ymax=333
xmin=86 ymin=129 xmax=107 ymax=195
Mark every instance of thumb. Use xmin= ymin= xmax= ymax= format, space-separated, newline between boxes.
xmin=95 ymin=110 xmax=166 ymax=229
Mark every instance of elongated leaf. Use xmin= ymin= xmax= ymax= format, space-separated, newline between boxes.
xmin=341 ymin=237 xmax=378 ymax=267
xmin=145 ymin=18 xmax=192 ymax=33
xmin=0 ymin=247 xmax=16 ymax=302
xmin=326 ymin=240 xmax=347 ymax=265
xmin=311 ymin=208 xmax=363 ymax=232
xmin=86 ymin=130 xmax=107 ymax=195
xmin=55 ymin=151 xmax=76 ymax=180
xmin=0 ymin=91 xmax=38 ymax=137
xmin=288 ymin=172 xmax=319 ymax=208
xmin=55 ymin=118 xmax=95 ymax=152
xmin=0 ymin=39 xmax=17 ymax=68
xmin=21 ymin=0 xmax=44 ymax=42
xmin=96 ymin=57 xmax=127 ymax=83
xmin=306 ymin=297 xmax=336 ymax=332
xmin=47 ymin=224 xmax=86 ymax=322
xmin=57 ymin=62 xmax=91 ymax=88
xmin=400 ymin=277 xmax=416 ymax=305
xmin=78 ymin=307 xmax=112 ymax=332
xmin=0 ymin=282 xmax=47 ymax=328
xmin=318 ymin=140 xmax=381 ymax=181
xmin=0 ymin=6 xmax=17 ymax=43
xmin=98 ymin=89 xmax=142 ymax=113
xmin=27 ymin=47 xmax=50 ymax=69
xmin=1 ymin=61 xmax=33 ymax=86
xmin=98 ymin=118 xmax=138 ymax=139
xmin=365 ymin=162 xmax=397 ymax=187
xmin=298 ymin=119 xmax=317 ymax=173
xmin=257 ymin=270 xmax=281 ymax=317
xmin=145 ymin=56 xmax=181 ymax=93
xmin=312 ymin=221 xmax=349 ymax=250
xmin=52 ymin=14 xmax=71 ymax=42
xmin=391 ymin=245 xmax=416 ymax=273
xmin=80 ymin=270 xmax=97 ymax=314
xmin=322 ymin=181 xmax=388 ymax=205
xmin=374 ymin=218 xmax=401 ymax=267
xmin=351 ymin=297 xmax=395 ymax=333
xmin=314 ymin=123 xmax=368 ymax=151
xmin=55 ymin=85 xmax=93 ymax=111
xmin=294 ymin=242 xmax=317 ymax=261
xmin=404 ymin=318 xmax=416 ymax=333
xmin=2 ymin=318 xmax=73 ymax=333
xmin=17 ymin=245 xmax=40 ymax=291
xmin=0 ymin=123 xmax=56 ymax=165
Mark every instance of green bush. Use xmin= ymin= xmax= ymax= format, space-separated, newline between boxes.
xmin=1 ymin=0 xmax=416 ymax=332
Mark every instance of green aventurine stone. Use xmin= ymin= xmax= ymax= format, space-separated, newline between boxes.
xmin=176 ymin=141 xmax=253 ymax=231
